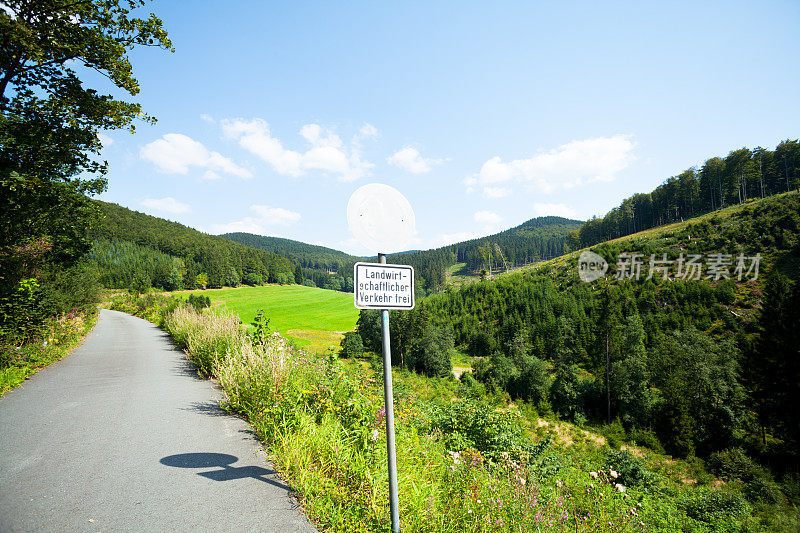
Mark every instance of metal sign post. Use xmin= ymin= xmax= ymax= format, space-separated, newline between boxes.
xmin=353 ymin=256 xmax=415 ymax=533
xmin=379 ymin=254 xmax=400 ymax=533
xmin=347 ymin=182 xmax=416 ymax=533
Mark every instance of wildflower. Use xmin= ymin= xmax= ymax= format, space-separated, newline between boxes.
xmin=615 ymin=483 xmax=625 ymax=493
xmin=467 ymin=509 xmax=472 ymax=514
xmin=371 ymin=429 xmax=380 ymax=441
xmin=555 ymin=479 xmax=563 ymax=487
xmin=609 ymin=469 xmax=619 ymax=479
xmin=589 ymin=471 xmax=598 ymax=479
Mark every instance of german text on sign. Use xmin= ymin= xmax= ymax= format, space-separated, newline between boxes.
xmin=354 ymin=262 xmax=415 ymax=310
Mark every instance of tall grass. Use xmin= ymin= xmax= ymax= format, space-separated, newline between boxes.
xmin=116 ymin=294 xmax=796 ymax=532
xmin=165 ymin=305 xmax=244 ymax=375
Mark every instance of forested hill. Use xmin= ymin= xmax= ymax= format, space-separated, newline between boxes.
xmin=224 ymin=216 xmax=584 ymax=296
xmin=364 ymin=191 xmax=800 ymax=473
xmin=571 ymin=138 xmax=800 ymax=249
xmin=88 ymin=202 xmax=578 ymax=295
xmin=390 ymin=215 xmax=583 ymax=294
xmin=221 ymin=232 xmax=359 ymax=270
xmin=90 ymin=201 xmax=297 ymax=289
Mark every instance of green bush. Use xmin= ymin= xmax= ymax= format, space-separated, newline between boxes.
xmin=427 ymin=397 xmax=536 ymax=462
xmin=628 ymin=427 xmax=665 ymax=454
xmin=683 ymin=488 xmax=750 ymax=524
xmin=603 ymin=449 xmax=656 ymax=488
xmin=187 ymin=294 xmax=211 ymax=310
xmin=339 ymin=332 xmax=363 ymax=359
xmin=242 ymin=273 xmax=262 ymax=286
xmin=708 ymin=447 xmax=784 ymax=503
xmin=602 ymin=418 xmax=626 ymax=449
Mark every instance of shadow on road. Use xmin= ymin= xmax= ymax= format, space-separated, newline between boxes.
xmin=182 ymin=401 xmax=229 ymax=417
xmin=160 ymin=453 xmax=290 ymax=491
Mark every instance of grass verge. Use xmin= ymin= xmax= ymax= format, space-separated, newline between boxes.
xmin=0 ymin=309 xmax=99 ymax=396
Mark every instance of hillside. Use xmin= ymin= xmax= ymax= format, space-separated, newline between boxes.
xmin=388 ymin=215 xmax=583 ymax=294
xmin=224 ymin=216 xmax=583 ymax=296
xmin=221 ymin=232 xmax=359 ymax=270
xmin=355 ymin=191 xmax=800 ymax=516
xmin=90 ymin=201 xmax=296 ymax=289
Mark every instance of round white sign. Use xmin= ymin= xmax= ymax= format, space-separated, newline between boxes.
xmin=347 ymin=183 xmax=416 ymax=254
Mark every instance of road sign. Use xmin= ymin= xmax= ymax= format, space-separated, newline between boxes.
xmin=347 ymin=183 xmax=416 ymax=254
xmin=354 ymin=262 xmax=415 ymax=310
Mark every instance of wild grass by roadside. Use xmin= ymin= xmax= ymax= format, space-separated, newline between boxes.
xmin=108 ymin=292 xmax=799 ymax=532
xmin=0 ymin=309 xmax=99 ymax=396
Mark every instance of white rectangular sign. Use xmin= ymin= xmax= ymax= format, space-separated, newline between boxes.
xmin=354 ymin=262 xmax=415 ymax=310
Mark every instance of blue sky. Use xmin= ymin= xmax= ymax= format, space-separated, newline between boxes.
xmin=95 ymin=1 xmax=800 ymax=255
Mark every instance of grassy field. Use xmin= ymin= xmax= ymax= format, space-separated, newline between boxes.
xmin=176 ymin=285 xmax=358 ymax=352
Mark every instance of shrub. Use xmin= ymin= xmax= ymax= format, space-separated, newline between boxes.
xmin=339 ymin=332 xmax=363 ymax=359
xmin=250 ymin=309 xmax=270 ymax=347
xmin=683 ymin=488 xmax=750 ymax=524
xmin=428 ymin=397 xmax=536 ymax=462
xmin=603 ymin=449 xmax=656 ymax=488
xmin=708 ymin=447 xmax=784 ymax=503
xmin=628 ymin=427 xmax=665 ymax=454
xmin=187 ymin=294 xmax=210 ymax=310
xmin=242 ymin=273 xmax=262 ymax=286
xmin=301 ymin=279 xmax=316 ymax=288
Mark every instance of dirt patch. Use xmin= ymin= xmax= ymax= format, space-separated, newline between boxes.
xmin=452 ymin=366 xmax=471 ymax=379
xmin=621 ymin=445 xmax=646 ymax=458
xmin=535 ymin=418 xmax=607 ymax=448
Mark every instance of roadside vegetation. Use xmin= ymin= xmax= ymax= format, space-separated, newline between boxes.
xmin=107 ymin=291 xmax=799 ymax=531
xmin=176 ymin=284 xmax=358 ymax=352
xmin=0 ymin=308 xmax=98 ymax=396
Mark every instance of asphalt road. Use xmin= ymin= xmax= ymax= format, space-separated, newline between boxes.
xmin=0 ymin=309 xmax=317 ymax=533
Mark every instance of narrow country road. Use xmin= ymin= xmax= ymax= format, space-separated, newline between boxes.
xmin=0 ymin=309 xmax=317 ymax=533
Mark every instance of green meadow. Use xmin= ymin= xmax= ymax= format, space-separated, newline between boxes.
xmin=177 ymin=285 xmax=358 ymax=352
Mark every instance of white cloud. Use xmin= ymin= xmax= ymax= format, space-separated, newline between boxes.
xmin=221 ymin=118 xmax=373 ymax=181
xmin=210 ymin=205 xmax=301 ymax=235
xmin=358 ymin=123 xmax=378 ymax=139
xmin=533 ymin=203 xmax=579 ymax=218
xmin=97 ymin=132 xmax=114 ymax=146
xmin=141 ymin=197 xmax=192 ymax=214
xmin=140 ymin=133 xmax=252 ymax=178
xmin=470 ymin=134 xmax=635 ymax=193
xmin=200 ymin=113 xmax=214 ymax=123
xmin=387 ymin=146 xmax=445 ymax=174
xmin=210 ymin=218 xmax=267 ymax=235
xmin=482 ymin=186 xmax=510 ymax=198
xmin=250 ymin=205 xmax=302 ymax=226
xmin=202 ymin=170 xmax=222 ymax=181
xmin=474 ymin=210 xmax=502 ymax=225
xmin=436 ymin=231 xmax=482 ymax=247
